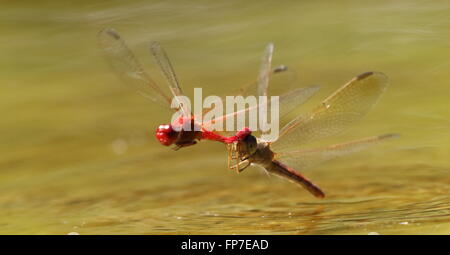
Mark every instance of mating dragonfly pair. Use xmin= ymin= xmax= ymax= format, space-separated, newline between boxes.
xmin=98 ymin=28 xmax=397 ymax=198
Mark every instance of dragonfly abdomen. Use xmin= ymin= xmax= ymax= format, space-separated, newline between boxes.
xmin=267 ymin=160 xmax=325 ymax=198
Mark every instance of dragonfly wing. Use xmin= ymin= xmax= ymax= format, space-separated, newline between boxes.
xmin=272 ymin=72 xmax=389 ymax=152
xmin=276 ymin=133 xmax=399 ymax=172
xmin=201 ymin=85 xmax=320 ymax=133
xmin=260 ymin=85 xmax=320 ymax=141
xmin=258 ymin=43 xmax=275 ymax=138
xmin=257 ymin=43 xmax=274 ymax=97
xmin=201 ymin=43 xmax=292 ymax=134
xmin=278 ymin=85 xmax=320 ymax=122
xmin=202 ymin=64 xmax=292 ymax=116
xmin=97 ymin=28 xmax=172 ymax=108
xmin=235 ymin=65 xmax=291 ymax=98
xmin=150 ymin=42 xmax=190 ymax=117
xmin=201 ymin=44 xmax=318 ymax=135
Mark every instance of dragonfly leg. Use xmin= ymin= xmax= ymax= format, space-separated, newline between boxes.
xmin=235 ymin=160 xmax=251 ymax=173
xmin=227 ymin=142 xmax=251 ymax=173
xmin=173 ymin=141 xmax=197 ymax=151
xmin=227 ymin=142 xmax=244 ymax=171
xmin=227 ymin=143 xmax=239 ymax=170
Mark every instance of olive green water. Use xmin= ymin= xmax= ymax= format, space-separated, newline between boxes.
xmin=1 ymin=0 xmax=450 ymax=234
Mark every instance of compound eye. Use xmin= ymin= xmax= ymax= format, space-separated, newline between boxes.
xmin=155 ymin=124 xmax=176 ymax=146
xmin=245 ymin=135 xmax=257 ymax=154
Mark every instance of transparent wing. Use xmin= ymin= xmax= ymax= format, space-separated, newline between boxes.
xmin=201 ymin=43 xmax=314 ymax=134
xmin=257 ymin=43 xmax=274 ymax=97
xmin=150 ymin=41 xmax=190 ymax=116
xmin=236 ymin=44 xmax=290 ymax=98
xmin=201 ymin=85 xmax=320 ymax=132
xmin=97 ymin=28 xmax=172 ymax=108
xmin=257 ymin=43 xmax=274 ymax=137
xmin=277 ymin=85 xmax=320 ymax=123
xmin=233 ymin=65 xmax=290 ymax=98
xmin=272 ymin=72 xmax=389 ymax=152
xmin=205 ymin=64 xmax=290 ymax=115
xmin=276 ymin=133 xmax=399 ymax=171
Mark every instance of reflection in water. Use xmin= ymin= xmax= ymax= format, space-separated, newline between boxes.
xmin=0 ymin=0 xmax=449 ymax=234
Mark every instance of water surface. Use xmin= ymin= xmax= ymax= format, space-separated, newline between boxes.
xmin=0 ymin=0 xmax=449 ymax=234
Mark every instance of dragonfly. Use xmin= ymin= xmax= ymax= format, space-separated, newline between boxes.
xmin=97 ymin=28 xmax=311 ymax=150
xmin=226 ymin=71 xmax=398 ymax=198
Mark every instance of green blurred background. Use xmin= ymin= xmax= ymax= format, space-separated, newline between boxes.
xmin=0 ymin=0 xmax=449 ymax=234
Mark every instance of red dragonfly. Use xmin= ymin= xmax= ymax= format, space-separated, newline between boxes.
xmin=97 ymin=28 xmax=310 ymax=150
xmin=226 ymin=71 xmax=398 ymax=198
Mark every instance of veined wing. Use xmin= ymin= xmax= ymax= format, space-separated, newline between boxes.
xmin=150 ymin=41 xmax=190 ymax=117
xmin=257 ymin=43 xmax=274 ymax=138
xmin=204 ymin=42 xmax=283 ymax=114
xmin=201 ymin=85 xmax=320 ymax=132
xmin=97 ymin=28 xmax=172 ymax=108
xmin=234 ymin=65 xmax=290 ymax=98
xmin=272 ymin=72 xmax=389 ymax=152
xmin=257 ymin=43 xmax=274 ymax=97
xmin=201 ymin=43 xmax=317 ymax=133
xmin=236 ymin=42 xmax=289 ymax=98
xmin=275 ymin=133 xmax=399 ymax=171
xmin=202 ymin=64 xmax=290 ymax=117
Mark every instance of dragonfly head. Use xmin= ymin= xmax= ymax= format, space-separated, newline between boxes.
xmin=242 ymin=134 xmax=258 ymax=155
xmin=224 ymin=127 xmax=252 ymax=143
xmin=235 ymin=127 xmax=252 ymax=140
xmin=155 ymin=124 xmax=178 ymax=146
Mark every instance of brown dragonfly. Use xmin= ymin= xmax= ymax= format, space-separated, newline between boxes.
xmin=226 ymin=71 xmax=398 ymax=198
